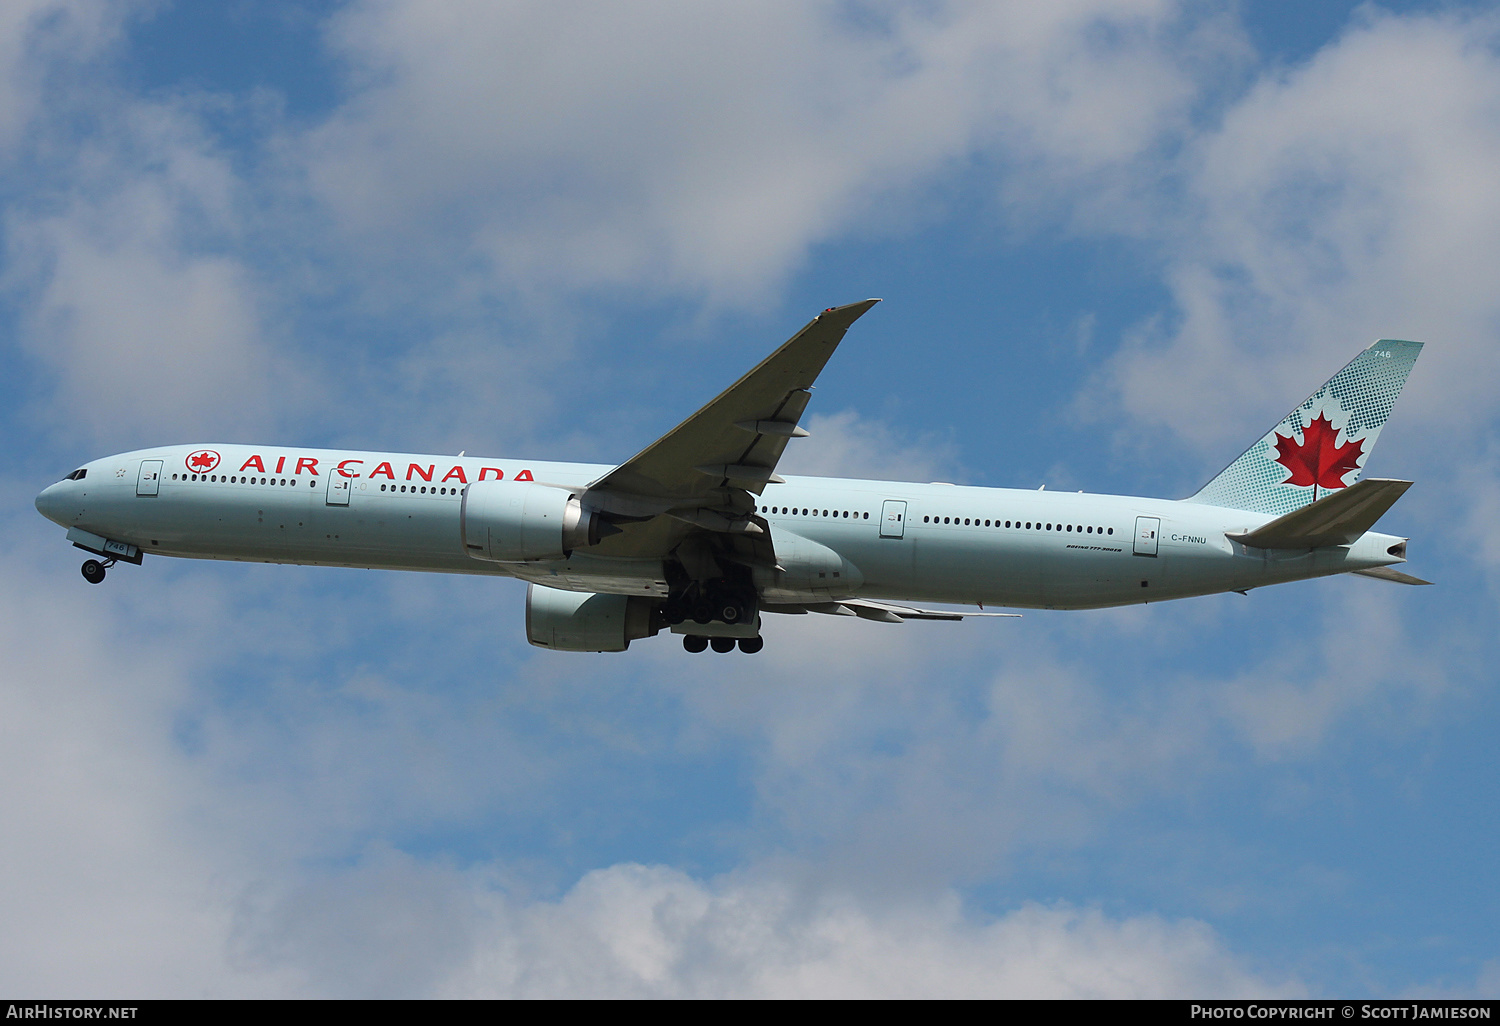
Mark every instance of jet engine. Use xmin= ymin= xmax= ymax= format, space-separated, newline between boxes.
xmin=462 ymin=480 xmax=608 ymax=562
xmin=525 ymin=584 xmax=660 ymax=652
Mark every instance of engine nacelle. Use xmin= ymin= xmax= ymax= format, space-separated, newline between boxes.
xmin=525 ymin=584 xmax=659 ymax=652
xmin=461 ymin=480 xmax=606 ymax=562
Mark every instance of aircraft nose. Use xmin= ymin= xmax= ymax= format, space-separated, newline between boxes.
xmin=35 ymin=482 xmax=70 ymax=526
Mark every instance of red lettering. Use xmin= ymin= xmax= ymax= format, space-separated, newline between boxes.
xmin=295 ymin=457 xmax=319 ymax=475
xmin=238 ymin=455 xmax=266 ymax=473
xmin=337 ymin=459 xmax=364 ymax=478
xmin=274 ymin=456 xmax=286 ymax=474
xmin=407 ymin=464 xmax=434 ymax=482
xmin=515 ymin=469 xmax=533 ymax=482
xmin=478 ymin=467 xmax=504 ymax=481
xmin=442 ymin=465 xmax=468 ymax=484
xmin=370 ymin=462 xmax=395 ymax=480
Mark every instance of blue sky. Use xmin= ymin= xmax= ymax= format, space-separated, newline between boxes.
xmin=2 ymin=0 xmax=1498 ymax=998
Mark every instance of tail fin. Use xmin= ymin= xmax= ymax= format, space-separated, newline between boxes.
xmin=1187 ymin=339 xmax=1422 ymax=516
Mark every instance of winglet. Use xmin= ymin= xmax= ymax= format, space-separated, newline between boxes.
xmin=823 ymin=298 xmax=881 ymax=320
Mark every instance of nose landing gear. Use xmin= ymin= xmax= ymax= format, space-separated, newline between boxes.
xmin=80 ymin=558 xmax=113 ymax=584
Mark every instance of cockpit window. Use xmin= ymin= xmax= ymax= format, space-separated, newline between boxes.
xmin=65 ymin=468 xmax=87 ymax=481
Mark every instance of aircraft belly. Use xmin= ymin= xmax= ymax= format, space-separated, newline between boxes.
xmin=281 ymin=485 xmax=472 ymax=569
xmin=105 ymin=478 xmax=488 ymax=572
xmin=508 ymin=557 xmax=670 ymax=598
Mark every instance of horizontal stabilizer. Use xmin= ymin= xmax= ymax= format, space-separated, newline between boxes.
xmin=1353 ymin=566 xmax=1433 ymax=586
xmin=1228 ymin=478 xmax=1411 ymax=549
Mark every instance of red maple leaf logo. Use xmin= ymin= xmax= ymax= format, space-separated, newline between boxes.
xmin=186 ymin=449 xmax=220 ymax=472
xmin=1273 ymin=413 xmax=1363 ymax=490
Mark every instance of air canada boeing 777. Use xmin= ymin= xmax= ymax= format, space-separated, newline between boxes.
xmin=35 ymin=301 xmax=1427 ymax=653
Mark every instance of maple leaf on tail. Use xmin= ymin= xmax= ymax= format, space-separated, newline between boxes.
xmin=1273 ymin=412 xmax=1365 ymax=489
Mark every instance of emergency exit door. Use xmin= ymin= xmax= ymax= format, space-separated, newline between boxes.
xmin=1133 ymin=516 xmax=1160 ymax=557
xmin=880 ymin=499 xmax=907 ymax=539
xmin=136 ymin=460 xmax=162 ymax=496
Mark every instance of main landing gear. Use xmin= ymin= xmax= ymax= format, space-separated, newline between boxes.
xmin=662 ymin=564 xmax=762 ymax=654
xmin=682 ymin=635 xmax=763 ymax=654
xmin=80 ymin=558 xmax=113 ymax=584
xmin=662 ymin=589 xmax=753 ymax=627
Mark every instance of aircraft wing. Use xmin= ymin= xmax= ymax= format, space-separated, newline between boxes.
xmin=581 ymin=300 xmax=880 ymax=536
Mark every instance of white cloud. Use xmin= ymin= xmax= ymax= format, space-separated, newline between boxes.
xmin=778 ymin=409 xmax=958 ymax=481
xmin=0 ymin=524 xmax=1290 ymax=998
xmin=4 ymin=94 xmax=277 ymax=445
xmin=236 ymin=859 xmax=1289 ymax=998
xmin=0 ymin=0 xmax=136 ymax=150
xmin=466 ymin=864 xmax=1292 ymax=997
xmin=0 ymin=538 xmax=288 ymax=996
xmin=1102 ymin=10 xmax=1500 ymax=456
xmin=300 ymin=0 xmax=1240 ymax=302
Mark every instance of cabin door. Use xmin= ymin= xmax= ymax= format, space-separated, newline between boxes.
xmin=880 ymin=499 xmax=908 ymax=539
xmin=136 ymin=460 xmax=162 ymax=497
xmin=1133 ymin=516 xmax=1160 ymax=557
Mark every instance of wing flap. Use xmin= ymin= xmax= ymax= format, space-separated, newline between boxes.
xmin=764 ymin=599 xmax=1021 ymax=622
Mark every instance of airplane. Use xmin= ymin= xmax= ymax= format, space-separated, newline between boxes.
xmin=34 ymin=300 xmax=1427 ymax=654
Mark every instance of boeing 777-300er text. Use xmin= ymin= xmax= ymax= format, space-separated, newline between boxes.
xmin=35 ymin=301 xmax=1428 ymax=654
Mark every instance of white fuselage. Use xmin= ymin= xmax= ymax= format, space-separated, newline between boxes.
xmin=35 ymin=444 xmax=1408 ymax=610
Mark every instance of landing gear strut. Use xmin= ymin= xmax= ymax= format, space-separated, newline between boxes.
xmin=662 ymin=577 xmax=755 ymax=627
xmin=80 ymin=558 xmax=112 ymax=585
